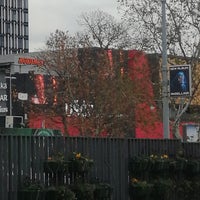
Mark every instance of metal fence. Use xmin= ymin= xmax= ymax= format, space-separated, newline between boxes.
xmin=0 ymin=135 xmax=200 ymax=200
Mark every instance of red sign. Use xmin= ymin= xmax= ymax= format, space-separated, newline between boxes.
xmin=18 ymin=57 xmax=44 ymax=66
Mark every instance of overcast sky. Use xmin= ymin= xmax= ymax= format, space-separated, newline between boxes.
xmin=29 ymin=0 xmax=122 ymax=52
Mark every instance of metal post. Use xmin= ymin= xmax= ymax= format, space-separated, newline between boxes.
xmin=9 ymin=69 xmax=12 ymax=116
xmin=161 ymin=0 xmax=170 ymax=138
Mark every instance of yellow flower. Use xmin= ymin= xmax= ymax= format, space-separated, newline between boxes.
xmin=163 ymin=154 xmax=168 ymax=159
xmin=150 ymin=154 xmax=154 ymax=158
xmin=76 ymin=153 xmax=81 ymax=159
xmin=48 ymin=157 xmax=52 ymax=160
xmin=161 ymin=154 xmax=168 ymax=159
xmin=131 ymin=178 xmax=138 ymax=183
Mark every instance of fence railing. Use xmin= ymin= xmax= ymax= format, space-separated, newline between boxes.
xmin=0 ymin=135 xmax=200 ymax=200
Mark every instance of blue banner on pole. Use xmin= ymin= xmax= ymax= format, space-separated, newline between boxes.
xmin=169 ymin=65 xmax=191 ymax=97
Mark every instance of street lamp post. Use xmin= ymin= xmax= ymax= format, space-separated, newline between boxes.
xmin=161 ymin=0 xmax=170 ymax=139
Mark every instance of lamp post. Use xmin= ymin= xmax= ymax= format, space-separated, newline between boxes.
xmin=161 ymin=0 xmax=170 ymax=138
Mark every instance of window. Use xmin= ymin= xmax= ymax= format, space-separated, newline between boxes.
xmin=6 ymin=23 xmax=10 ymax=34
xmin=12 ymin=0 xmax=16 ymax=8
xmin=12 ymin=10 xmax=16 ymax=21
xmin=12 ymin=23 xmax=16 ymax=35
xmin=24 ymin=12 xmax=28 ymax=23
xmin=24 ymin=25 xmax=28 ymax=35
xmin=12 ymin=48 xmax=17 ymax=53
xmin=0 ymin=0 xmax=4 ymax=6
xmin=24 ymin=38 xmax=28 ymax=49
xmin=0 ymin=35 xmax=4 ymax=47
xmin=18 ymin=0 xmax=22 ymax=8
xmin=24 ymin=0 xmax=28 ymax=9
xmin=0 ymin=20 xmax=3 ymax=33
xmin=18 ymin=37 xmax=23 ymax=48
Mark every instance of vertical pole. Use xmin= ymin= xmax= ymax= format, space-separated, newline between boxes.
xmin=161 ymin=0 xmax=170 ymax=138
xmin=9 ymin=69 xmax=12 ymax=116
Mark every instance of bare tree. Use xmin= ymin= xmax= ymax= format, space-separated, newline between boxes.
xmin=36 ymin=29 xmax=156 ymax=136
xmin=119 ymin=0 xmax=200 ymax=139
xmin=76 ymin=10 xmax=132 ymax=49
xmin=36 ymin=30 xmax=81 ymax=134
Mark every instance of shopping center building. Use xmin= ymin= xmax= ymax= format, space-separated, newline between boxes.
xmin=0 ymin=52 xmax=45 ymax=128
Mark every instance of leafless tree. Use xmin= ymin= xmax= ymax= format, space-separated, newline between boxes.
xmin=36 ymin=30 xmax=81 ymax=134
xmin=76 ymin=10 xmax=132 ymax=49
xmin=119 ymin=0 xmax=200 ymax=139
xmin=36 ymin=29 xmax=155 ymax=136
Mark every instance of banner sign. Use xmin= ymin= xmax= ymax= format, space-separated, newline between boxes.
xmin=169 ymin=65 xmax=192 ymax=97
xmin=0 ymin=71 xmax=8 ymax=115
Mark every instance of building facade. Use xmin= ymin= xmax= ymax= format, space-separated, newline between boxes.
xmin=0 ymin=50 xmax=162 ymax=138
xmin=0 ymin=0 xmax=29 ymax=55
xmin=0 ymin=52 xmax=45 ymax=128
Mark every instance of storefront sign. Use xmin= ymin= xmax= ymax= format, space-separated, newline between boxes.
xmin=0 ymin=72 xmax=8 ymax=115
xmin=18 ymin=57 xmax=44 ymax=66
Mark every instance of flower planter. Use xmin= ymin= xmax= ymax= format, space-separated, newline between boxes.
xmin=71 ymin=183 xmax=95 ymax=200
xmin=44 ymin=161 xmax=69 ymax=186
xmin=175 ymin=159 xmax=187 ymax=172
xmin=151 ymin=179 xmax=173 ymax=200
xmin=43 ymin=161 xmax=68 ymax=173
xmin=18 ymin=190 xmax=45 ymax=200
xmin=45 ymin=189 xmax=57 ymax=200
xmin=45 ymin=187 xmax=76 ymax=200
xmin=94 ymin=183 xmax=112 ymax=200
xmin=186 ymin=160 xmax=200 ymax=176
xmin=69 ymin=160 xmax=93 ymax=174
xmin=129 ymin=157 xmax=150 ymax=175
xmin=129 ymin=183 xmax=152 ymax=200
xmin=68 ymin=152 xmax=94 ymax=175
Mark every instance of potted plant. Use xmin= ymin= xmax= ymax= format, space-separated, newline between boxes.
xmin=18 ymin=176 xmax=44 ymax=200
xmin=174 ymin=157 xmax=188 ymax=172
xmin=45 ymin=185 xmax=76 ymax=200
xmin=94 ymin=182 xmax=113 ymax=200
xmin=151 ymin=178 xmax=174 ymax=200
xmin=129 ymin=177 xmax=153 ymax=200
xmin=68 ymin=152 xmax=94 ymax=174
xmin=185 ymin=159 xmax=200 ymax=176
xmin=129 ymin=156 xmax=150 ymax=179
xmin=150 ymin=154 xmax=170 ymax=173
xmin=70 ymin=183 xmax=96 ymax=200
xmin=43 ymin=152 xmax=68 ymax=174
xmin=175 ymin=179 xmax=193 ymax=200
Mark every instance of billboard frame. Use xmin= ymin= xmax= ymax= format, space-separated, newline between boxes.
xmin=169 ymin=65 xmax=192 ymax=97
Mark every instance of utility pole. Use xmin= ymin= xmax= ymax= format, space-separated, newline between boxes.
xmin=161 ymin=0 xmax=170 ymax=138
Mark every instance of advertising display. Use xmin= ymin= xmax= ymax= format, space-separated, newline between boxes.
xmin=183 ymin=124 xmax=200 ymax=142
xmin=169 ymin=65 xmax=192 ymax=97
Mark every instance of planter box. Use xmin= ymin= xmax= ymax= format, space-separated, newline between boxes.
xmin=18 ymin=190 xmax=45 ymax=200
xmin=68 ymin=160 xmax=93 ymax=174
xmin=45 ymin=188 xmax=76 ymax=200
xmin=43 ymin=161 xmax=68 ymax=173
xmin=71 ymin=183 xmax=95 ymax=200
xmin=94 ymin=183 xmax=112 ymax=200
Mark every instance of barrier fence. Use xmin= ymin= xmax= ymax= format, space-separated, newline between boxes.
xmin=0 ymin=135 xmax=200 ymax=200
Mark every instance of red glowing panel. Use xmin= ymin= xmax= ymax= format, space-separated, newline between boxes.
xmin=32 ymin=74 xmax=46 ymax=104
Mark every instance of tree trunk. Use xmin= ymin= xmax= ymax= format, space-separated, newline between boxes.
xmin=172 ymin=120 xmax=182 ymax=140
xmin=62 ymin=114 xmax=68 ymax=136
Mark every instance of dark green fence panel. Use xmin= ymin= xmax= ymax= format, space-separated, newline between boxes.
xmin=128 ymin=138 xmax=181 ymax=158
xmin=0 ymin=136 xmax=9 ymax=200
xmin=1 ymin=136 xmax=200 ymax=200
xmin=182 ymin=142 xmax=200 ymax=158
